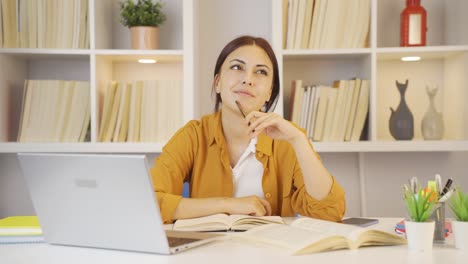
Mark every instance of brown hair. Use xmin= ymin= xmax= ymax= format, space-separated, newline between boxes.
xmin=213 ymin=35 xmax=279 ymax=112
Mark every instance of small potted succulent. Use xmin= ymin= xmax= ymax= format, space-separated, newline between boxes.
xmin=449 ymin=188 xmax=468 ymax=249
xmin=403 ymin=180 xmax=438 ymax=251
xmin=119 ymin=0 xmax=167 ymax=49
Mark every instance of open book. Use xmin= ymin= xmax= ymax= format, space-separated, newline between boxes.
xmin=235 ymin=217 xmax=406 ymax=254
xmin=173 ymin=214 xmax=284 ymax=232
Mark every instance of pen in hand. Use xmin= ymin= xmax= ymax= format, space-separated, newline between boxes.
xmin=235 ymin=100 xmax=264 ymax=134
xmin=235 ymin=100 xmax=247 ymax=119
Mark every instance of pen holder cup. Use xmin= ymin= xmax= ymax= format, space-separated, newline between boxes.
xmin=429 ymin=202 xmax=445 ymax=242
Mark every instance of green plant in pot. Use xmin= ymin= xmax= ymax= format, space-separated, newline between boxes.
xmin=120 ymin=0 xmax=167 ymax=49
xmin=403 ymin=180 xmax=438 ymax=251
xmin=449 ymin=187 xmax=468 ymax=249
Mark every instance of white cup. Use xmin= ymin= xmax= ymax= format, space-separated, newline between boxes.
xmin=452 ymin=220 xmax=468 ymax=250
xmin=405 ymin=220 xmax=435 ymax=251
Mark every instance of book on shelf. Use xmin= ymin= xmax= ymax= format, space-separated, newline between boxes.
xmin=1 ymin=0 xmax=19 ymax=48
xmin=285 ymin=0 xmax=370 ymax=49
xmin=98 ymin=81 xmax=117 ymax=141
xmin=113 ymin=83 xmax=132 ymax=142
xmin=311 ymin=85 xmax=329 ymax=141
xmin=99 ymin=80 xmax=182 ymax=143
xmin=344 ymin=79 xmax=362 ymax=141
xmin=235 ymin=217 xmax=406 ymax=255
xmin=0 ymin=216 xmax=44 ymax=244
xmin=336 ymin=79 xmax=356 ymax=141
xmin=290 ymin=80 xmax=304 ymax=125
xmin=350 ymin=79 xmax=370 ymax=141
xmin=321 ymin=86 xmax=338 ymax=141
xmin=173 ymin=214 xmax=284 ymax=232
xmin=3 ymin=0 xmax=89 ymax=48
xmin=305 ymin=85 xmax=318 ymax=137
xmin=300 ymin=0 xmax=315 ymax=49
xmin=127 ymin=81 xmax=143 ymax=142
xmin=282 ymin=0 xmax=289 ymax=48
xmin=17 ymin=80 xmax=90 ymax=142
xmin=294 ymin=0 xmax=307 ymax=49
xmin=102 ymin=82 xmax=123 ymax=142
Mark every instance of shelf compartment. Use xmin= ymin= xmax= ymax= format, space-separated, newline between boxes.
xmin=282 ymin=55 xmax=371 ymax=126
xmin=376 ymin=50 xmax=468 ymax=141
xmin=93 ymin=0 xmax=184 ymax=50
xmin=377 ymin=0 xmax=468 ymax=48
xmin=0 ymin=54 xmax=91 ymax=142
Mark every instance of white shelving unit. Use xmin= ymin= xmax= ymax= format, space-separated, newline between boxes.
xmin=1 ymin=0 xmax=467 ymax=219
xmin=276 ymin=0 xmax=468 ymax=152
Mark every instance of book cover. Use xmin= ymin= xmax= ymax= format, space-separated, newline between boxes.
xmin=0 ymin=216 xmax=42 ymax=236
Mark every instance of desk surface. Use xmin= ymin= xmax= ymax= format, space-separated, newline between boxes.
xmin=1 ymin=218 xmax=466 ymax=264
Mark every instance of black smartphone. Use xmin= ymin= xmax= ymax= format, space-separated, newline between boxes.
xmin=342 ymin=217 xmax=379 ymax=227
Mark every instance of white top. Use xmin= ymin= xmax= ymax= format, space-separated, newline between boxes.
xmin=232 ymin=137 xmax=264 ymax=198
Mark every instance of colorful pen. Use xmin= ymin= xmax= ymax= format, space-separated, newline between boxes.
xmin=440 ymin=178 xmax=453 ymax=196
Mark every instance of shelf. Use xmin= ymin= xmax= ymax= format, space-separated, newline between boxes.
xmin=0 ymin=48 xmax=91 ymax=59
xmin=377 ymin=46 xmax=468 ymax=60
xmin=94 ymin=50 xmax=183 ymax=63
xmin=313 ymin=141 xmax=468 ymax=152
xmin=1 ymin=141 xmax=467 ymax=154
xmin=0 ymin=143 xmax=164 ymax=153
xmin=94 ymin=50 xmax=183 ymax=68
xmin=283 ymin=48 xmax=371 ymax=60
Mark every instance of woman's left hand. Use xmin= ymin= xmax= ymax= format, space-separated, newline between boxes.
xmin=244 ymin=111 xmax=304 ymax=143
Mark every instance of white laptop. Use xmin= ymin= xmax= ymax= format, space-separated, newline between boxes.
xmin=17 ymin=153 xmax=222 ymax=254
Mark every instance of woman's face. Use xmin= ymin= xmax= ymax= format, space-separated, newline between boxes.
xmin=215 ymin=45 xmax=273 ymax=115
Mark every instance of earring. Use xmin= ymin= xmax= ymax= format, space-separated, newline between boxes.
xmin=261 ymin=102 xmax=268 ymax=112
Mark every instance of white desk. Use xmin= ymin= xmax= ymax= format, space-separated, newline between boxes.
xmin=1 ymin=218 xmax=466 ymax=264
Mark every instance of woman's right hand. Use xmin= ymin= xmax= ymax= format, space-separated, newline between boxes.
xmin=224 ymin=196 xmax=272 ymax=216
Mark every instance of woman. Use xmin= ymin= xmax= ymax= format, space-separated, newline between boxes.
xmin=151 ymin=36 xmax=345 ymax=224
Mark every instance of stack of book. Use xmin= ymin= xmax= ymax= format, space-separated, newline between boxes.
xmin=99 ymin=80 xmax=183 ymax=143
xmin=283 ymin=0 xmax=370 ymax=49
xmin=0 ymin=216 xmax=43 ymax=244
xmin=290 ymin=78 xmax=369 ymax=142
xmin=0 ymin=0 xmax=89 ymax=48
xmin=17 ymin=80 xmax=90 ymax=142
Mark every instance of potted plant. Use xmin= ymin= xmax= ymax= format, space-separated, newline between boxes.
xmin=403 ymin=181 xmax=438 ymax=251
xmin=449 ymin=188 xmax=468 ymax=249
xmin=119 ymin=0 xmax=167 ymax=49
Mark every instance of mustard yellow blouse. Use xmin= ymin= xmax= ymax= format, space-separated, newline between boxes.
xmin=150 ymin=111 xmax=346 ymax=223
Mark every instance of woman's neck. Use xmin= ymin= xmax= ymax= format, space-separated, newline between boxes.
xmin=220 ymin=106 xmax=251 ymax=146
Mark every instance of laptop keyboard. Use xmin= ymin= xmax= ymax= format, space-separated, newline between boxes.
xmin=167 ymin=237 xmax=202 ymax=248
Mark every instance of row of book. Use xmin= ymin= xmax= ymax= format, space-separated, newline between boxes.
xmin=283 ymin=0 xmax=370 ymax=49
xmin=290 ymin=78 xmax=369 ymax=142
xmin=18 ymin=80 xmax=90 ymax=142
xmin=99 ymin=80 xmax=183 ymax=143
xmin=0 ymin=0 xmax=89 ymax=48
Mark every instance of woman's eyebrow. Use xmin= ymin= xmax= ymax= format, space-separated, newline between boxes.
xmin=230 ymin=59 xmax=271 ymax=70
xmin=256 ymin=64 xmax=271 ymax=70
xmin=230 ymin=59 xmax=246 ymax=64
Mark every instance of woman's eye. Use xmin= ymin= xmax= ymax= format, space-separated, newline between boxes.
xmin=230 ymin=65 xmax=242 ymax=70
xmin=257 ymin=69 xmax=268 ymax=76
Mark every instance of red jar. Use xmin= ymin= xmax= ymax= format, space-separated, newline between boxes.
xmin=400 ymin=0 xmax=427 ymax=46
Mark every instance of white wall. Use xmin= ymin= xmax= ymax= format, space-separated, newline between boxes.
xmin=195 ymin=0 xmax=272 ymax=117
xmin=3 ymin=152 xmax=467 ymax=218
